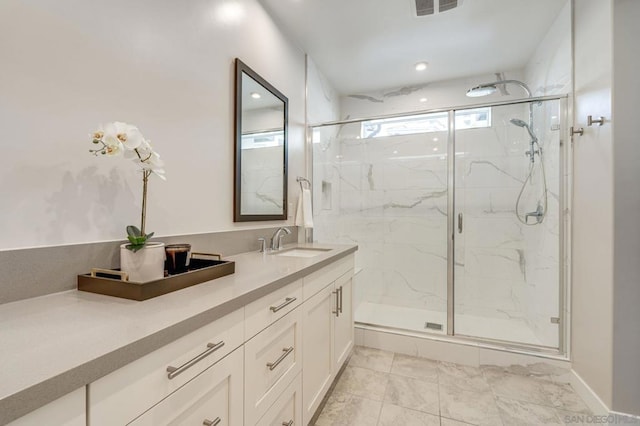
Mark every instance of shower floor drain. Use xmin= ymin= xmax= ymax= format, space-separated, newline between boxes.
xmin=425 ymin=322 xmax=443 ymax=331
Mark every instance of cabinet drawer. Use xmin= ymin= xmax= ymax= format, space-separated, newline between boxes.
xmin=245 ymin=279 xmax=302 ymax=339
xmin=244 ymin=308 xmax=302 ymax=425
xmin=129 ymin=347 xmax=243 ymax=426
xmin=255 ymin=373 xmax=302 ymax=426
xmin=303 ymin=254 xmax=354 ymax=300
xmin=90 ymin=308 xmax=244 ymax=426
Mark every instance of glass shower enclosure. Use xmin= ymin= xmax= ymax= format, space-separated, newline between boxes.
xmin=311 ymin=96 xmax=568 ymax=351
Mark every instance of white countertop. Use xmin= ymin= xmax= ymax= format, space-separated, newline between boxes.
xmin=0 ymin=243 xmax=357 ymax=424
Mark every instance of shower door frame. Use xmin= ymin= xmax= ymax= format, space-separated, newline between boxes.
xmin=310 ymin=94 xmax=571 ymax=358
xmin=448 ymin=95 xmax=570 ymax=356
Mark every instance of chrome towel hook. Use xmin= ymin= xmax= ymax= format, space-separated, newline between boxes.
xmin=587 ymin=115 xmax=605 ymax=126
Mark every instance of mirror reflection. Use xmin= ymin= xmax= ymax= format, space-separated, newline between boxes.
xmin=234 ymin=59 xmax=288 ymax=221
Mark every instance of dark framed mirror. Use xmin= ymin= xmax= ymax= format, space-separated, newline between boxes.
xmin=234 ymin=58 xmax=288 ymax=222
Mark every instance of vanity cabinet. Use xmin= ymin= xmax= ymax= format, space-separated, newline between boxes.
xmin=301 ymin=256 xmax=355 ymax=425
xmin=77 ymin=251 xmax=354 ymax=426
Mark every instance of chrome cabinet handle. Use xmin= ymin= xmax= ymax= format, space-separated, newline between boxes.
xmin=338 ymin=286 xmax=343 ymax=314
xmin=267 ymin=346 xmax=294 ymax=371
xmin=203 ymin=418 xmax=221 ymax=426
xmin=282 ymin=421 xmax=294 ymax=426
xmin=270 ymin=297 xmax=297 ymax=313
xmin=457 ymin=213 xmax=463 ymax=233
xmin=166 ymin=341 xmax=225 ymax=379
xmin=332 ymin=290 xmax=339 ymax=316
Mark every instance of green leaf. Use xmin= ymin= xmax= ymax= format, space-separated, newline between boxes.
xmin=145 ymin=231 xmax=154 ymax=240
xmin=126 ymin=225 xmax=141 ymax=238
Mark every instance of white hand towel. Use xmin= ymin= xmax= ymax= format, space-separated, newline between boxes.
xmin=294 ymin=188 xmax=314 ymax=228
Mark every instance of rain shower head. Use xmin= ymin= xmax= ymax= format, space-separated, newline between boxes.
xmin=466 ymin=79 xmax=532 ymax=98
xmin=510 ymin=118 xmax=537 ymax=142
xmin=466 ymin=84 xmax=498 ymax=98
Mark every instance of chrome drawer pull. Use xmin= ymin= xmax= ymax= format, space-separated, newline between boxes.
xmin=338 ymin=286 xmax=343 ymax=314
xmin=166 ymin=341 xmax=225 ymax=380
xmin=203 ymin=417 xmax=221 ymax=426
xmin=267 ymin=346 xmax=294 ymax=371
xmin=270 ymin=297 xmax=297 ymax=313
xmin=282 ymin=421 xmax=294 ymax=426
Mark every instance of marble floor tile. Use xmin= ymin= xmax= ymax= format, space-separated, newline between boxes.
xmin=384 ymin=374 xmax=440 ymax=415
xmin=348 ymin=345 xmax=395 ymax=373
xmin=333 ymin=365 xmax=389 ymax=401
xmin=377 ymin=403 xmax=440 ymax=426
xmin=540 ymin=381 xmax=591 ymax=413
xmin=496 ymin=395 xmax=563 ymax=426
xmin=314 ymin=391 xmax=382 ymax=426
xmin=390 ymin=353 xmax=439 ymax=383
xmin=484 ymin=369 xmax=553 ymax=406
xmin=439 ymin=384 xmax=503 ymax=426
xmin=440 ymin=418 xmax=478 ymax=426
xmin=438 ymin=361 xmax=490 ymax=392
xmin=556 ymin=409 xmax=604 ymax=425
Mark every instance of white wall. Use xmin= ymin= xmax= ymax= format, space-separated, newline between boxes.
xmin=572 ymin=0 xmax=614 ymax=409
xmin=0 ymin=0 xmax=305 ymax=250
xmin=525 ymin=1 xmax=572 ymax=97
xmin=612 ymin=0 xmax=640 ymax=416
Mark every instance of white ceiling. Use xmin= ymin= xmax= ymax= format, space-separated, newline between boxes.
xmin=259 ymin=0 xmax=567 ymax=94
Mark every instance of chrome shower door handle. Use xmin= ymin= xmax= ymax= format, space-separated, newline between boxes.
xmin=457 ymin=213 xmax=463 ymax=233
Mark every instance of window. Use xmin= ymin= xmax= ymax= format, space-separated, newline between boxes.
xmin=241 ymin=130 xmax=284 ymax=149
xmin=360 ymin=107 xmax=491 ymax=139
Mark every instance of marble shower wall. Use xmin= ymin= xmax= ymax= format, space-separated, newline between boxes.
xmin=313 ymin=123 xmax=449 ymax=316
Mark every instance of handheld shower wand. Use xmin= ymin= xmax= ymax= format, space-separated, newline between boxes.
xmin=510 ymin=118 xmax=539 ymax=164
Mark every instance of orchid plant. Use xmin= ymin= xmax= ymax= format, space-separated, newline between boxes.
xmin=89 ymin=122 xmax=166 ymax=252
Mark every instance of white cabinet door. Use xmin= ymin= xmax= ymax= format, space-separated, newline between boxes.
xmin=333 ymin=270 xmax=354 ymax=370
xmin=8 ymin=388 xmax=85 ymax=426
xmin=129 ymin=347 xmax=243 ymax=426
xmin=301 ymin=283 xmax=335 ymax=425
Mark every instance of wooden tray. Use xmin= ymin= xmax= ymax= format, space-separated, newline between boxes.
xmin=77 ymin=254 xmax=235 ymax=301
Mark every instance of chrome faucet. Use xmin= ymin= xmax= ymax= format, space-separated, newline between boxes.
xmin=270 ymin=227 xmax=292 ymax=250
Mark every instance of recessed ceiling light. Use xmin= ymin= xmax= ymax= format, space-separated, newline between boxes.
xmin=415 ymin=62 xmax=428 ymax=71
xmin=250 ymin=92 xmax=261 ymax=99
xmin=419 ymin=97 xmax=428 ymax=103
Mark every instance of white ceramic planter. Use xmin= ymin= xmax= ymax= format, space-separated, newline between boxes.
xmin=120 ymin=242 xmax=165 ymax=283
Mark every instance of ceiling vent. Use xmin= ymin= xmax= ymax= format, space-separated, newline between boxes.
xmin=414 ymin=0 xmax=463 ymax=16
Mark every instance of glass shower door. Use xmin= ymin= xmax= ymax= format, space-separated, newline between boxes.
xmin=453 ymin=99 xmax=564 ymax=348
xmin=312 ymin=114 xmax=450 ymax=335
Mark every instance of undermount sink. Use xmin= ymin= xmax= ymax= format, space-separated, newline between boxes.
xmin=274 ymin=248 xmax=331 ymax=258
